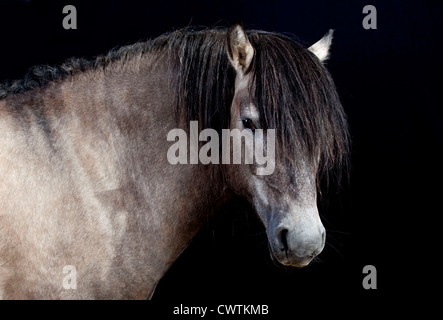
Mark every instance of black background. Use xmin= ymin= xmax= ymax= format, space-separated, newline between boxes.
xmin=0 ymin=0 xmax=441 ymax=316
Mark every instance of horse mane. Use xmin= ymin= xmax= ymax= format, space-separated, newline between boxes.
xmin=0 ymin=41 xmax=151 ymax=99
xmin=0 ymin=27 xmax=349 ymax=182
xmin=162 ymin=28 xmax=350 ymax=183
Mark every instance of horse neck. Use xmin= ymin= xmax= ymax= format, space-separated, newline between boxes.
xmin=0 ymin=51 xmax=231 ymax=279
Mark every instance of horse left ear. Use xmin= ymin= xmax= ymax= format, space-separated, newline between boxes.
xmin=226 ymin=24 xmax=255 ymax=75
xmin=308 ymin=29 xmax=334 ymax=63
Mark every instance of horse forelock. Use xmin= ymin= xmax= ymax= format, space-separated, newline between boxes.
xmin=247 ymin=31 xmax=350 ymax=185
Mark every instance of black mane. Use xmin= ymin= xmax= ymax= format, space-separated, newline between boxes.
xmin=163 ymin=28 xmax=350 ymax=181
xmin=0 ymin=41 xmax=153 ymax=99
xmin=0 ymin=27 xmax=349 ymax=181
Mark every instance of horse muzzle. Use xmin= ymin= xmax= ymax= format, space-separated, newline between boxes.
xmin=267 ymin=215 xmax=326 ymax=268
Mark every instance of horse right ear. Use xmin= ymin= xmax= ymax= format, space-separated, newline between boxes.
xmin=226 ymin=24 xmax=254 ymax=75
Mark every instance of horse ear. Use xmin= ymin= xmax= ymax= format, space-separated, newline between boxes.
xmin=226 ymin=24 xmax=254 ymax=74
xmin=308 ymin=29 xmax=334 ymax=62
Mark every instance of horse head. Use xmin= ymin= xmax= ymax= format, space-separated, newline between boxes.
xmin=224 ymin=25 xmax=347 ymax=268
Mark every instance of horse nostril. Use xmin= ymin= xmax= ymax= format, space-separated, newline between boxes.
xmin=280 ymin=229 xmax=289 ymax=252
xmin=321 ymin=229 xmax=326 ymax=247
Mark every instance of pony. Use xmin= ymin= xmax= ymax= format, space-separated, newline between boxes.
xmin=0 ymin=25 xmax=349 ymax=299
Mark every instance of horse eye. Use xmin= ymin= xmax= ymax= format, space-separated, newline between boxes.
xmin=242 ymin=118 xmax=256 ymax=131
